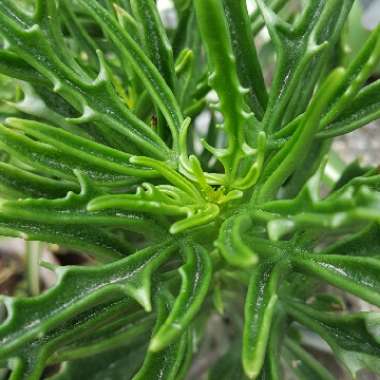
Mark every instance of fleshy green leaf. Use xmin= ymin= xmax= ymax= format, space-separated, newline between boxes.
xmin=318 ymin=79 xmax=380 ymax=138
xmin=77 ymin=0 xmax=183 ymax=150
xmin=286 ymin=302 xmax=380 ymax=376
xmin=223 ymin=0 xmax=267 ymax=118
xmin=194 ymin=0 xmax=255 ymax=184
xmin=0 ymin=4 xmax=169 ymax=158
xmin=150 ymin=244 xmax=212 ymax=351
xmin=257 ymin=0 xmax=353 ymax=133
xmin=0 ymin=1 xmax=379 ymax=379
xmin=131 ymin=291 xmax=189 ymax=380
xmin=242 ymin=263 xmax=284 ymax=379
xmin=51 ymin=345 xmax=146 ymax=380
xmin=0 ymin=240 xmax=177 ymax=375
xmin=216 ymin=214 xmax=258 ymax=268
xmin=257 ymin=68 xmax=346 ymax=202
xmin=292 ymin=254 xmax=380 ymax=307
xmin=0 ymin=161 xmax=77 ymax=199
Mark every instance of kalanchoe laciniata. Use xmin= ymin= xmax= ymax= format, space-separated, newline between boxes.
xmin=0 ymin=0 xmax=380 ymax=379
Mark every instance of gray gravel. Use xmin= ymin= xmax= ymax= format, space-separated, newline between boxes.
xmin=333 ymin=122 xmax=380 ymax=166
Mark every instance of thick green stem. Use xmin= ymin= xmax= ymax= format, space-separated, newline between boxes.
xmin=25 ymin=241 xmax=42 ymax=297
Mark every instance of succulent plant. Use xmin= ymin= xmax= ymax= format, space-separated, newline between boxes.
xmin=0 ymin=0 xmax=380 ymax=379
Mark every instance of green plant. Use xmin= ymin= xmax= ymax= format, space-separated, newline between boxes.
xmin=0 ymin=0 xmax=380 ymax=379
